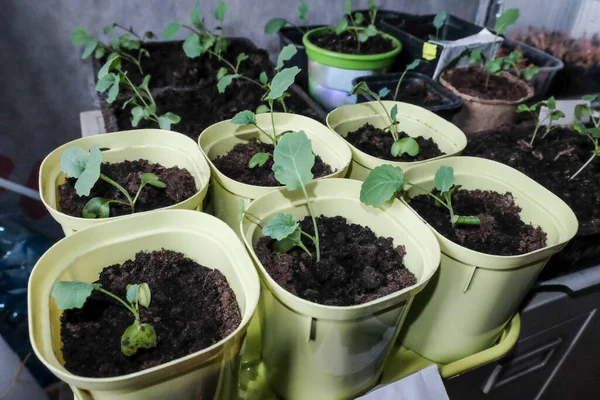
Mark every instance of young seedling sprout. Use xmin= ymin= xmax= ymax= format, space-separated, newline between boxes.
xmin=360 ymin=164 xmax=480 ymax=227
xmin=52 ymin=281 xmax=156 ymax=356
xmin=336 ymin=0 xmax=378 ymax=52
xmin=430 ymin=10 xmax=447 ymax=41
xmin=367 ymin=0 xmax=381 ymax=26
xmin=264 ymin=1 xmax=309 ymax=35
xmin=570 ymin=95 xmax=600 ymax=180
xmin=350 ymin=81 xmax=420 ymax=158
xmin=72 ymin=24 xmax=156 ymax=74
xmin=517 ymin=96 xmax=565 ymax=145
xmin=262 ymin=132 xmax=321 ymax=261
xmin=96 ymin=54 xmax=181 ymax=130
xmin=61 ymin=145 xmax=167 ymax=218
xmin=392 ymin=59 xmax=422 ymax=101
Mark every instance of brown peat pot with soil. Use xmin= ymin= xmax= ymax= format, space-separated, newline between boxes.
xmin=440 ymin=65 xmax=534 ymax=134
xmin=28 ymin=210 xmax=260 ymax=400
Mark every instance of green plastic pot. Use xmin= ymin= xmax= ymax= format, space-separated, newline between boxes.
xmin=39 ymin=129 xmax=211 ymax=236
xmin=28 ymin=210 xmax=260 ymax=400
xmin=241 ymin=179 xmax=440 ymax=400
xmin=326 ymin=101 xmax=468 ymax=181
xmin=399 ymin=157 xmax=578 ymax=364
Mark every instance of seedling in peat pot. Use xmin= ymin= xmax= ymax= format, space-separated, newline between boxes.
xmin=336 ymin=0 xmax=378 ymax=52
xmin=52 ymin=281 xmax=156 ymax=356
xmin=264 ymin=1 xmax=309 ymax=34
xmin=72 ymin=24 xmax=156 ymax=74
xmin=360 ymin=164 xmax=480 ymax=227
xmin=350 ymin=81 xmax=420 ymax=158
xmin=262 ymin=132 xmax=322 ymax=261
xmin=61 ymin=145 xmax=167 ymax=218
xmin=570 ymin=95 xmax=600 ymax=180
xmin=517 ymin=96 xmax=565 ymax=145
xmin=430 ymin=10 xmax=447 ymax=41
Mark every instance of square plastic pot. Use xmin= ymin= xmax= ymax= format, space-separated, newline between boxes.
xmin=241 ymin=179 xmax=441 ymax=400
xmin=326 ymin=101 xmax=467 ymax=181
xmin=28 ymin=210 xmax=260 ymax=400
xmin=399 ymin=157 xmax=578 ymax=364
xmin=39 ymin=129 xmax=211 ymax=236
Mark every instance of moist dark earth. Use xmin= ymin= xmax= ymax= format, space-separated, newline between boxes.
xmin=410 ymin=189 xmax=547 ymax=255
xmin=443 ymin=66 xmax=529 ymax=101
xmin=385 ymin=81 xmax=443 ymax=107
xmin=60 ymin=250 xmax=241 ymax=378
xmin=255 ymin=215 xmax=416 ymax=306
xmin=312 ymin=31 xmax=395 ymax=55
xmin=212 ymin=139 xmax=334 ymax=186
xmin=59 ymin=159 xmax=197 ymax=218
xmin=345 ymin=123 xmax=444 ymax=161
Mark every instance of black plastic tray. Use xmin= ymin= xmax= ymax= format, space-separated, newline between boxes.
xmin=351 ymin=71 xmax=463 ymax=121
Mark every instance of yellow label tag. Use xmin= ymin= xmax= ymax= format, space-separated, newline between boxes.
xmin=422 ymin=42 xmax=437 ymax=61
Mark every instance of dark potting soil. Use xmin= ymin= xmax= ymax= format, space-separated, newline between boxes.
xmin=312 ymin=31 xmax=395 ymax=55
xmin=410 ymin=189 xmax=547 ymax=255
xmin=383 ymin=81 xmax=443 ymax=107
xmin=255 ymin=215 xmax=416 ymax=306
xmin=443 ymin=66 xmax=529 ymax=101
xmin=211 ymin=139 xmax=334 ymax=186
xmin=464 ymin=123 xmax=600 ymax=236
xmin=60 ymin=250 xmax=241 ymax=378
xmin=345 ymin=123 xmax=444 ymax=161
xmin=58 ymin=159 xmax=197 ymax=218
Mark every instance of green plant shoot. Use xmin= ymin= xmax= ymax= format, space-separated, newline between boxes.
xmin=336 ymin=0 xmax=378 ymax=52
xmin=262 ymin=131 xmax=321 ymax=261
xmin=350 ymin=81 xmax=420 ymax=158
xmin=516 ymin=96 xmax=565 ymax=145
xmin=52 ymin=281 xmax=156 ymax=356
xmin=570 ymin=95 xmax=600 ymax=180
xmin=60 ymin=145 xmax=166 ymax=218
xmin=360 ymin=164 xmax=480 ymax=227
xmin=264 ymin=1 xmax=309 ymax=35
xmin=393 ymin=59 xmax=422 ymax=101
xmin=431 ymin=11 xmax=447 ymax=40
xmin=367 ymin=0 xmax=381 ymax=26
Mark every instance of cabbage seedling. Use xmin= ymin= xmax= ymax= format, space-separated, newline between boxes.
xmin=367 ymin=0 xmax=381 ymax=26
xmin=52 ymin=281 xmax=156 ymax=356
xmin=360 ymin=164 xmax=480 ymax=227
xmin=264 ymin=1 xmax=309 ymax=34
xmin=350 ymin=81 xmax=420 ymax=158
xmin=60 ymin=145 xmax=167 ymax=218
xmin=392 ymin=59 xmax=422 ymax=101
xmin=336 ymin=0 xmax=378 ymax=52
xmin=517 ymin=96 xmax=565 ymax=145
xmin=570 ymin=95 xmax=600 ymax=180
xmin=262 ymin=132 xmax=321 ymax=261
xmin=430 ymin=10 xmax=447 ymax=41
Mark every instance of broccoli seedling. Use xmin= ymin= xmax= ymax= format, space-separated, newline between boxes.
xmin=569 ymin=95 xmax=600 ymax=180
xmin=350 ymin=81 xmax=420 ymax=158
xmin=264 ymin=1 xmax=309 ymax=35
xmin=429 ymin=11 xmax=447 ymax=41
xmin=262 ymin=132 xmax=321 ymax=261
xmin=60 ymin=145 xmax=167 ymax=218
xmin=392 ymin=59 xmax=423 ymax=101
xmin=52 ymin=281 xmax=156 ymax=356
xmin=367 ymin=0 xmax=381 ymax=26
xmin=360 ymin=164 xmax=480 ymax=227
xmin=335 ymin=0 xmax=378 ymax=52
xmin=516 ymin=96 xmax=565 ymax=145
xmin=72 ymin=24 xmax=155 ymax=75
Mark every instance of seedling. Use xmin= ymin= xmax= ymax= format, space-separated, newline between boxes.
xmin=430 ymin=11 xmax=447 ymax=41
xmin=60 ymin=145 xmax=167 ymax=218
xmin=360 ymin=164 xmax=480 ymax=227
xmin=72 ymin=24 xmax=155 ymax=74
xmin=570 ymin=95 xmax=600 ymax=180
xmin=336 ymin=0 xmax=378 ymax=52
xmin=516 ymin=96 xmax=565 ymax=145
xmin=350 ymin=81 xmax=420 ymax=158
xmin=262 ymin=132 xmax=321 ymax=261
xmin=52 ymin=281 xmax=156 ymax=356
xmin=367 ymin=0 xmax=381 ymax=26
xmin=392 ymin=59 xmax=423 ymax=101
xmin=264 ymin=1 xmax=309 ymax=35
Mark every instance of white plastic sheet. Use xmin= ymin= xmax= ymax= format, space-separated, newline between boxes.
xmin=356 ymin=365 xmax=449 ymax=400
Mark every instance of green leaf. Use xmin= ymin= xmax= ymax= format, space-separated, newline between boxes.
xmin=469 ymin=48 xmax=483 ymax=64
xmin=137 ymin=283 xmax=151 ymax=307
xmin=523 ymin=65 xmax=540 ymax=80
xmin=550 ymin=110 xmax=566 ymax=120
xmin=354 ymin=12 xmax=365 ymax=25
xmin=390 ymin=104 xmax=398 ymax=123
xmin=506 ymin=50 xmax=521 ymax=64
xmin=335 ymin=18 xmax=349 ymax=34
xmin=191 ymin=4 xmax=203 ymax=30
xmin=249 ymin=152 xmax=271 ymax=168
xmin=163 ymin=22 xmax=182 ymax=40
xmin=144 ymin=31 xmax=157 ymax=39
xmin=350 ymin=81 xmax=377 ymax=98
xmin=231 ymin=110 xmax=256 ymax=125
xmin=256 ymin=104 xmax=270 ymax=114
xmin=95 ymin=73 xmax=117 ymax=93
xmin=126 ymin=284 xmax=139 ymax=303
xmin=298 ymin=1 xmax=309 ymax=21
xmin=119 ymin=34 xmax=140 ymax=50
xmin=358 ymin=24 xmax=377 ymax=42
xmin=360 ymin=164 xmax=407 ymax=208
xmin=391 ymin=137 xmax=420 ymax=157
xmin=61 ymin=144 xmax=103 ymax=196
xmin=265 ymin=18 xmax=287 ymax=34
xmin=72 ymin=27 xmax=90 ymax=45
xmin=266 ymin=67 xmax=300 ymax=100
xmin=588 ymin=127 xmax=600 ymax=138
xmin=263 ymin=213 xmax=299 ymax=240
xmin=259 ymin=71 xmax=269 ymax=84
xmin=273 ymin=228 xmax=302 ymax=253
xmin=575 ymin=104 xmax=592 ymax=119
xmin=103 ymin=24 xmax=116 ymax=34
xmin=546 ymin=96 xmax=556 ymax=110
xmin=485 ymin=58 xmax=503 ymax=74
xmin=272 ymin=130 xmax=314 ymax=190
xmin=406 ymin=59 xmax=421 ymax=70
xmin=140 ymin=173 xmax=166 ymax=188
xmin=433 ymin=10 xmax=447 ymax=29
xmin=106 ymin=74 xmax=120 ymax=103
xmin=111 ymin=37 xmax=121 ymax=51
xmin=494 ymin=8 xmax=520 ymax=35
xmin=183 ymin=34 xmax=202 ymax=58
xmin=122 ymin=97 xmax=135 ymax=110
xmin=81 ymin=39 xmax=98 ymax=59
xmin=434 ymin=166 xmax=455 ymax=193
xmin=573 ymin=121 xmax=587 ymax=134
xmin=158 ymin=112 xmax=180 ymax=130
xmin=216 ymin=67 xmax=228 ymax=80
xmin=139 ymin=75 xmax=151 ymax=93
xmin=94 ymin=46 xmax=105 ymax=59
xmin=217 ymin=74 xmax=240 ymax=93
xmin=98 ymin=53 xmax=120 ymax=79
xmin=121 ymin=320 xmax=157 ymax=356
xmin=345 ymin=0 xmax=352 ymax=15
xmin=276 ymin=44 xmax=298 ymax=70
xmin=237 ymin=53 xmax=249 ymax=65
xmin=51 ymin=281 xmax=100 ymax=310
xmin=378 ymin=87 xmax=390 ymax=98
xmin=214 ymin=1 xmax=228 ymax=22
xmin=516 ymin=104 xmax=531 ymax=113
xmin=82 ymin=197 xmax=112 ymax=218
xmin=582 ymin=94 xmax=598 ymax=102
xmin=131 ymin=106 xmax=145 ymax=127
